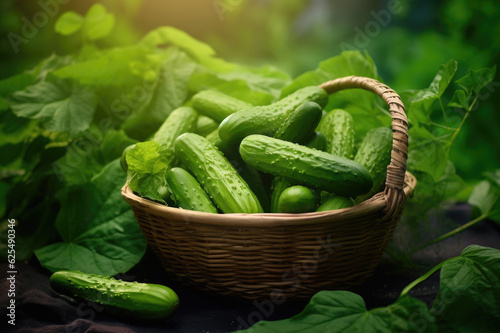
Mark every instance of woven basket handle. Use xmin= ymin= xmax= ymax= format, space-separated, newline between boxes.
xmin=319 ymin=76 xmax=408 ymax=209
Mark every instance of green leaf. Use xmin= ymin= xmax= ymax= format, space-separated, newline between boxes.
xmin=238 ymin=291 xmax=435 ymax=333
xmin=55 ymin=11 xmax=84 ymax=36
xmin=432 ymin=245 xmax=500 ymax=332
xmin=405 ymin=59 xmax=457 ymax=125
xmin=99 ymin=130 xmax=137 ymax=165
xmin=10 ymin=80 xmax=96 ymax=136
xmin=407 ymin=126 xmax=449 ymax=181
xmin=29 ymin=54 xmax=74 ymax=82
xmin=35 ymin=159 xmax=146 ymax=275
xmin=468 ymin=179 xmax=500 ymax=223
xmin=52 ymin=138 xmax=104 ymax=186
xmin=139 ymin=26 xmax=232 ymax=72
xmin=447 ymin=89 xmax=470 ymax=109
xmin=0 ymin=110 xmax=37 ymax=145
xmin=188 ymin=64 xmax=289 ymax=106
xmin=83 ymin=4 xmax=115 ymax=41
xmin=122 ymin=49 xmax=196 ymax=140
xmin=126 ymin=141 xmax=171 ymax=204
xmin=53 ymin=46 xmax=146 ymax=87
xmin=0 ymin=73 xmax=35 ymax=96
xmin=455 ymin=66 xmax=497 ymax=96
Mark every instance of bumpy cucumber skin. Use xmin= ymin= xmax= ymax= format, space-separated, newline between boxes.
xmin=174 ymin=133 xmax=263 ymax=214
xmin=50 ymin=271 xmax=179 ymax=322
xmin=218 ymin=86 xmax=328 ymax=144
xmin=166 ymin=167 xmax=218 ymax=213
xmin=274 ymin=102 xmax=323 ymax=144
xmin=316 ymin=195 xmax=355 ymax=212
xmin=192 ymin=90 xmax=252 ymax=122
xmin=354 ymin=127 xmax=393 ymax=176
xmin=196 ymin=115 xmax=219 ymax=137
xmin=152 ymin=106 xmax=198 ymax=168
xmin=240 ymin=135 xmax=373 ymax=196
xmin=317 ymin=109 xmax=355 ymax=159
xmin=278 ymin=186 xmax=318 ymax=213
xmin=354 ymin=127 xmax=393 ymax=202
xmin=269 ymin=102 xmax=323 ymax=212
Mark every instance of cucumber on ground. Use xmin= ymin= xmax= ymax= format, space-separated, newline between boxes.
xmin=50 ymin=271 xmax=179 ymax=322
xmin=278 ymin=185 xmax=318 ymax=213
xmin=354 ymin=127 xmax=393 ymax=202
xmin=317 ymin=109 xmax=355 ymax=159
xmin=218 ymin=86 xmax=328 ymax=145
xmin=239 ymin=135 xmax=373 ymax=196
xmin=166 ymin=167 xmax=218 ymax=213
xmin=316 ymin=195 xmax=355 ymax=212
xmin=174 ymin=133 xmax=263 ymax=214
xmin=192 ymin=90 xmax=252 ymax=122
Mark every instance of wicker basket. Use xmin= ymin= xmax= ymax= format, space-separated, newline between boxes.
xmin=121 ymin=75 xmax=415 ymax=301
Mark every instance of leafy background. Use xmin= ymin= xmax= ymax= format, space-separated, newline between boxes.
xmin=0 ymin=0 xmax=498 ymax=279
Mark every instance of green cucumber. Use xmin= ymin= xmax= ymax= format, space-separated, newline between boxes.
xmin=239 ymin=135 xmax=373 ymax=196
xmin=49 ymin=271 xmax=179 ymax=322
xmin=354 ymin=127 xmax=393 ymax=202
xmin=151 ymin=106 xmax=198 ymax=168
xmin=196 ymin=115 xmax=218 ymax=137
xmin=273 ymin=102 xmax=323 ymax=144
xmin=317 ymin=109 xmax=355 ymax=159
xmin=166 ymin=167 xmax=218 ymax=213
xmin=316 ymin=195 xmax=355 ymax=212
xmin=174 ymin=133 xmax=263 ymax=214
xmin=304 ymin=131 xmax=327 ymax=152
xmin=218 ymin=86 xmax=328 ymax=144
xmin=278 ymin=185 xmax=318 ymax=213
xmin=192 ymin=90 xmax=252 ymax=122
xmin=269 ymin=102 xmax=323 ymax=212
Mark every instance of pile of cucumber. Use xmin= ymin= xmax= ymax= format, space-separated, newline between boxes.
xmin=124 ymin=86 xmax=393 ymax=214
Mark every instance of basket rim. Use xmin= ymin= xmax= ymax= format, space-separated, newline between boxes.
xmin=121 ymin=171 xmax=416 ymax=227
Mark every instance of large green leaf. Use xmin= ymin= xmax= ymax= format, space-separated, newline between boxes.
xmin=122 ymin=49 xmax=196 ymax=140
xmin=468 ymin=177 xmax=500 ymax=224
xmin=53 ymin=46 xmax=146 ymax=87
xmin=10 ymin=80 xmax=96 ymax=136
xmin=432 ymin=245 xmax=500 ymax=332
xmin=407 ymin=125 xmax=449 ymax=181
xmin=404 ymin=60 xmax=457 ymax=125
xmin=238 ymin=291 xmax=435 ymax=333
xmin=189 ymin=64 xmax=290 ymax=106
xmin=35 ymin=159 xmax=146 ymax=276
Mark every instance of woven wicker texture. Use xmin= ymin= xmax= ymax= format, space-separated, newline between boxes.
xmin=122 ymin=75 xmax=415 ymax=300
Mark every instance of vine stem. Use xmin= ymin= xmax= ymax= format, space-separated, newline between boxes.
xmin=446 ymin=94 xmax=478 ymax=151
xmin=400 ymin=257 xmax=456 ymax=297
xmin=414 ymin=213 xmax=489 ymax=253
